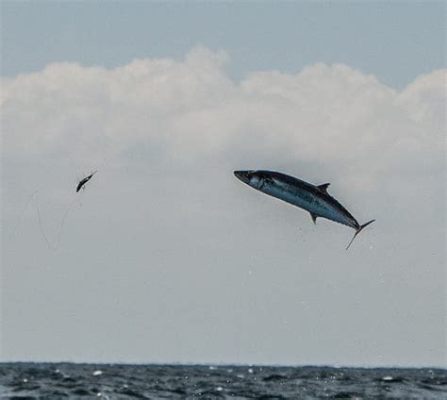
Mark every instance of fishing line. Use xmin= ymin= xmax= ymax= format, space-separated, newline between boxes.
xmin=35 ymin=196 xmax=55 ymax=250
xmin=12 ymin=186 xmax=86 ymax=251
xmin=54 ymin=195 xmax=83 ymax=249
xmin=37 ymin=183 xmax=93 ymax=251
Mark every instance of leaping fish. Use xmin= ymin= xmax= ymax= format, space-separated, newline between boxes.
xmin=234 ymin=170 xmax=374 ymax=249
xmin=76 ymin=171 xmax=97 ymax=193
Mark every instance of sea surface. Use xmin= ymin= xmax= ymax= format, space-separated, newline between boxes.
xmin=0 ymin=363 xmax=446 ymax=399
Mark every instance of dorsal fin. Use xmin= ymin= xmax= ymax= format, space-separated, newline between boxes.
xmin=317 ymin=183 xmax=330 ymax=192
xmin=310 ymin=213 xmax=317 ymax=224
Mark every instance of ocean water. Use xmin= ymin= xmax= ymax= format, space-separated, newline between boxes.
xmin=0 ymin=363 xmax=445 ymax=399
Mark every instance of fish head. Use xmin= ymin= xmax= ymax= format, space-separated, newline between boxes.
xmin=234 ymin=170 xmax=265 ymax=190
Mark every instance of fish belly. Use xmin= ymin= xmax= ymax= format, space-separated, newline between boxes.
xmin=264 ymin=184 xmax=352 ymax=226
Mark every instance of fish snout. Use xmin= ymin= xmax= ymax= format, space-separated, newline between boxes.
xmin=234 ymin=170 xmax=252 ymax=184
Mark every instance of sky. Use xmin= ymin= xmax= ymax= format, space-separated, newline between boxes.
xmin=1 ymin=1 xmax=446 ymax=367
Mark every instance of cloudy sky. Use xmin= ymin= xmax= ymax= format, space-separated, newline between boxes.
xmin=1 ymin=2 xmax=446 ymax=367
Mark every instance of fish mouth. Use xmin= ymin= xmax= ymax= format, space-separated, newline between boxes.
xmin=234 ymin=170 xmax=251 ymax=184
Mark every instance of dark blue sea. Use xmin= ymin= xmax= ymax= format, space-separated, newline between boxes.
xmin=0 ymin=363 xmax=445 ymax=399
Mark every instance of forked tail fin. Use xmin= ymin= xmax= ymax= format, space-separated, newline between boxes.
xmin=346 ymin=219 xmax=375 ymax=250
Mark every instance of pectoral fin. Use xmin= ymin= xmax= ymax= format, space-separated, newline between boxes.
xmin=318 ymin=183 xmax=330 ymax=193
xmin=310 ymin=213 xmax=318 ymax=224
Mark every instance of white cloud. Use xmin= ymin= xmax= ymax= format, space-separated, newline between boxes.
xmin=3 ymin=48 xmax=444 ymax=187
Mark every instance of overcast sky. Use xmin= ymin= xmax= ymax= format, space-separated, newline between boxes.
xmin=1 ymin=1 xmax=446 ymax=367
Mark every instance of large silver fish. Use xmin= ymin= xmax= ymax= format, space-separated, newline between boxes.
xmin=234 ymin=170 xmax=374 ymax=249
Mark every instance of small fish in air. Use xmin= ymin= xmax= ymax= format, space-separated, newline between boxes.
xmin=76 ymin=171 xmax=97 ymax=192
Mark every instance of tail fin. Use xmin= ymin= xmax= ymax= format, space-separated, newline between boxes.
xmin=346 ymin=219 xmax=375 ymax=250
